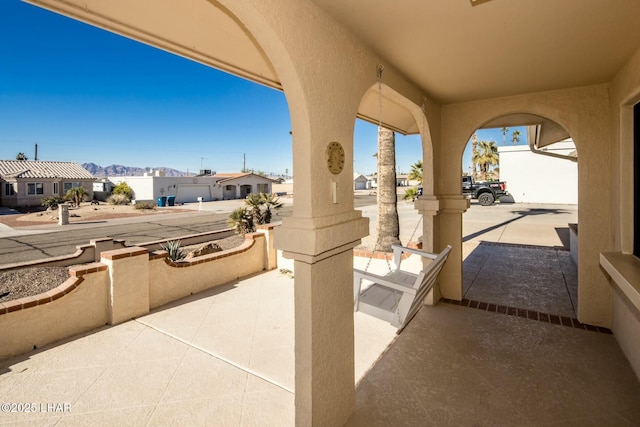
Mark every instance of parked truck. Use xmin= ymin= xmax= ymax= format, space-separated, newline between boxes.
xmin=462 ymin=175 xmax=507 ymax=206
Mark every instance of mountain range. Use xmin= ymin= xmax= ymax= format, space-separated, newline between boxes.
xmin=82 ymin=163 xmax=188 ymax=177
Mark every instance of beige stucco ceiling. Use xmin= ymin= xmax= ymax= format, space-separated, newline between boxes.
xmin=24 ymin=0 xmax=640 ymax=134
xmin=311 ymin=0 xmax=640 ymax=103
xmin=24 ymin=0 xmax=281 ymax=90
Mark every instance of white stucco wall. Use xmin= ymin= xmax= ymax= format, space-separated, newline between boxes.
xmin=111 ymin=176 xmax=222 ymax=203
xmin=498 ymin=141 xmax=578 ymax=204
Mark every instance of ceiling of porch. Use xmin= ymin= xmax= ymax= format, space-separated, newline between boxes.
xmin=313 ymin=0 xmax=640 ymax=104
xmin=24 ymin=0 xmax=640 ymax=135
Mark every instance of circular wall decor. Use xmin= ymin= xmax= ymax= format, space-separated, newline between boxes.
xmin=326 ymin=141 xmax=345 ymax=174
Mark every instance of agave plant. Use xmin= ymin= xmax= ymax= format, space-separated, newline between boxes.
xmin=160 ymin=240 xmax=186 ymax=261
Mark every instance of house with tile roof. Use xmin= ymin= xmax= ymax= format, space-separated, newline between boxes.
xmin=213 ymin=173 xmax=274 ymax=199
xmin=0 ymin=160 xmax=96 ymax=207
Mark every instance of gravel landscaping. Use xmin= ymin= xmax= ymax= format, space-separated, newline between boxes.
xmin=0 ymin=234 xmax=246 ymax=303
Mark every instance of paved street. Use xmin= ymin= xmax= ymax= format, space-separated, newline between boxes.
xmin=0 ymin=196 xmax=577 ymax=266
xmin=0 ymin=195 xmax=379 ymax=265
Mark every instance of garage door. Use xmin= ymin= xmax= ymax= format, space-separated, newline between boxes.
xmin=176 ymin=185 xmax=212 ymax=203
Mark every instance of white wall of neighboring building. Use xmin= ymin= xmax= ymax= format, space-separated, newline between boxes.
xmin=110 ymin=176 xmax=222 ymax=203
xmin=498 ymin=140 xmax=578 ymax=204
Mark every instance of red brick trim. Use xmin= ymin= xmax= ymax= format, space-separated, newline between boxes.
xmin=161 ymin=234 xmax=262 ymax=267
xmin=0 ymin=263 xmax=107 ymax=316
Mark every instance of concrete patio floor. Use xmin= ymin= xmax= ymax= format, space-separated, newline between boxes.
xmin=2 ymin=201 xmax=640 ymax=426
xmin=0 ymin=260 xmax=398 ymax=426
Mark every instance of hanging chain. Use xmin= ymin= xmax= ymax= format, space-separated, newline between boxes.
xmin=364 ymin=64 xmax=393 ymax=273
xmin=377 ymin=64 xmax=384 ymax=129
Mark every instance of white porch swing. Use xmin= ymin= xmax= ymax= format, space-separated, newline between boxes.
xmin=353 ymin=65 xmax=451 ymax=334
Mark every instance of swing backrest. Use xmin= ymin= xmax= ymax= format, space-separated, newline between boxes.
xmin=396 ymin=245 xmax=451 ymax=333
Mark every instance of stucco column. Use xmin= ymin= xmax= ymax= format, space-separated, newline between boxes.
xmin=276 ymin=210 xmax=368 ymax=426
xmin=415 ymin=196 xmax=442 ymax=304
xmin=101 ymin=247 xmax=150 ymax=325
xmin=427 ymin=195 xmax=469 ymax=301
xmin=274 ymin=106 xmax=369 ymax=425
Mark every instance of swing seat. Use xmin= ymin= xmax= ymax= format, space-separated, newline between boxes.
xmin=354 ymin=244 xmax=452 ymax=333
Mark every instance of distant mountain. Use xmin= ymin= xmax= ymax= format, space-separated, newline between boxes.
xmin=82 ymin=163 xmax=188 ymax=177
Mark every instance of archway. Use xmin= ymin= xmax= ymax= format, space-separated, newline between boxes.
xmin=354 ymin=82 xmax=437 ymax=253
xmin=459 ymin=114 xmax=580 ymax=322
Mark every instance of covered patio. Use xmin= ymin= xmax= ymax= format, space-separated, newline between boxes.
xmin=11 ymin=0 xmax=640 ymax=424
xmin=1 ymin=253 xmax=639 ymax=425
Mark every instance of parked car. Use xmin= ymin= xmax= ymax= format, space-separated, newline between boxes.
xmin=462 ymin=175 xmax=508 ymax=206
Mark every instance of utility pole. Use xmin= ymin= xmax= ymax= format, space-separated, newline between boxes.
xmin=243 ymin=153 xmax=246 ymax=172
xmin=34 ymin=143 xmax=38 ymax=161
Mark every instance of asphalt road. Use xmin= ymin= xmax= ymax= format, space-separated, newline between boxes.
xmin=0 ymin=195 xmax=577 ymax=266
xmin=0 ymin=195 xmax=378 ymax=265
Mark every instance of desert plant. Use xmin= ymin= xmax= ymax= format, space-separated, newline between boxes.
xmin=112 ymin=182 xmax=133 ymax=200
xmin=260 ymin=193 xmax=283 ymax=224
xmin=41 ymin=196 xmax=66 ymax=210
xmin=65 ymin=187 xmax=87 ymax=207
xmin=227 ymin=207 xmax=255 ymax=234
xmin=402 ymin=187 xmax=419 ymax=202
xmin=133 ymin=201 xmax=156 ymax=210
xmin=106 ymin=193 xmax=131 ymax=205
xmin=160 ymin=240 xmax=186 ymax=261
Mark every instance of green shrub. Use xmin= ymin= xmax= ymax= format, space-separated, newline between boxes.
xmin=107 ymin=193 xmax=131 ymax=205
xmin=41 ymin=196 xmax=66 ymax=210
xmin=112 ymin=182 xmax=134 ymax=199
xmin=133 ymin=201 xmax=156 ymax=210
xmin=160 ymin=240 xmax=185 ymax=261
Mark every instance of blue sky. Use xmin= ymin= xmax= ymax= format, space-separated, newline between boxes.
xmin=1 ymin=1 xmax=525 ymax=176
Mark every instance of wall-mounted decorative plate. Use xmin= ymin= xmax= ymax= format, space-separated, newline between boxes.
xmin=326 ymin=141 xmax=345 ymax=174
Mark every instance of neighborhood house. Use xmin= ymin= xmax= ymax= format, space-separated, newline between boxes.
xmin=109 ymin=170 xmax=274 ymax=204
xmin=0 ymin=160 xmax=95 ymax=207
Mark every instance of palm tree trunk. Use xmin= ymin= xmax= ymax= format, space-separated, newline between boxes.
xmin=376 ymin=126 xmax=401 ymax=251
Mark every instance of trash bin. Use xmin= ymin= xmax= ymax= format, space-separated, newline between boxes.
xmin=157 ymin=196 xmax=167 ymax=207
xmin=167 ymin=196 xmax=175 ymax=206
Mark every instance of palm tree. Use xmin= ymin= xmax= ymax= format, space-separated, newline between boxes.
xmin=375 ymin=126 xmax=401 ymax=251
xmin=408 ymin=160 xmax=423 ymax=185
xmin=260 ymin=193 xmax=283 ymax=224
xmin=476 ymin=140 xmax=499 ymax=180
xmin=227 ymin=207 xmax=254 ymax=234
xmin=501 ymin=127 xmax=509 ymax=145
xmin=15 ymin=153 xmax=27 ymax=161
xmin=471 ymin=133 xmax=478 ymax=179
xmin=402 ymin=187 xmax=419 ymax=202
xmin=65 ymin=187 xmax=87 ymax=207
xmin=512 ymin=129 xmax=521 ymax=145
xmin=244 ymin=192 xmax=264 ymax=224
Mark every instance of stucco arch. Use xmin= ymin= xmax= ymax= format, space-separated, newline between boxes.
xmin=455 ymin=111 xmax=578 ymax=172
xmin=441 ymin=84 xmax=611 ymax=326
xmin=357 ymin=82 xmax=435 ymax=195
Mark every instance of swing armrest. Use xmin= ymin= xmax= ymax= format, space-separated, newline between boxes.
xmin=391 ymin=244 xmax=438 ymax=260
